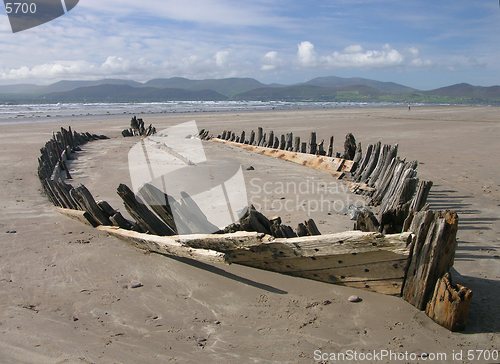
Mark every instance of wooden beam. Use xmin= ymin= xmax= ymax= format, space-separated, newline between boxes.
xmin=212 ymin=138 xmax=354 ymax=177
xmin=56 ymin=207 xmax=98 ymax=227
xmin=97 ymin=226 xmax=245 ymax=264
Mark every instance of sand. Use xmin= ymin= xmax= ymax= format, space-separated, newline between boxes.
xmin=0 ymin=106 xmax=498 ymax=363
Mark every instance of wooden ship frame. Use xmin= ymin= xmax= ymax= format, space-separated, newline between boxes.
xmin=37 ymin=123 xmax=472 ymax=332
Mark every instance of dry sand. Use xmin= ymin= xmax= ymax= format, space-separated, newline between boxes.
xmin=0 ymin=106 xmax=498 ymax=363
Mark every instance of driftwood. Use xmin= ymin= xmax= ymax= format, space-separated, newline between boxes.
xmin=425 ymin=273 xmax=472 ymax=331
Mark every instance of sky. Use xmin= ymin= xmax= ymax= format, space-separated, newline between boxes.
xmin=0 ymin=0 xmax=499 ymax=89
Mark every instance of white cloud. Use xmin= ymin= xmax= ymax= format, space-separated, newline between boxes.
xmin=408 ymin=47 xmax=420 ymax=57
xmin=344 ymin=44 xmax=363 ymax=54
xmin=322 ymin=44 xmax=404 ymax=68
xmin=0 ymin=57 xmax=156 ymax=81
xmin=214 ymin=51 xmax=230 ymax=67
xmin=297 ymin=41 xmax=316 ymax=67
xmin=261 ymin=51 xmax=281 ymax=71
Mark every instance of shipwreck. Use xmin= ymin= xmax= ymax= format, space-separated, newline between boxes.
xmin=37 ymin=121 xmax=472 ymax=332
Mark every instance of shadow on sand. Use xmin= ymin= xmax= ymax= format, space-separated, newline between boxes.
xmin=451 ymin=268 xmax=500 ymax=334
xmin=427 ymin=186 xmax=499 ymax=231
xmin=157 ymin=253 xmax=288 ymax=295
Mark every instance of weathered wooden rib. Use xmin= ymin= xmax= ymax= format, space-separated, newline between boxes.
xmin=425 ymin=273 xmax=472 ymax=332
xmin=212 ymin=138 xmax=354 ymax=178
xmin=402 ymin=210 xmax=459 ymax=309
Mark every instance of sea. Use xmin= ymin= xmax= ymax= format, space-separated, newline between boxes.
xmin=0 ymin=100 xmax=410 ymax=123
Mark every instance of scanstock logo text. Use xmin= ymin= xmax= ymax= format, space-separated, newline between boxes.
xmin=3 ymin=0 xmax=79 ymax=33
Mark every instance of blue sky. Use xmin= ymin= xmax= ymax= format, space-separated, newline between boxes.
xmin=0 ymin=0 xmax=499 ymax=89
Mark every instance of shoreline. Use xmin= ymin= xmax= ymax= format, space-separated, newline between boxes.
xmin=1 ymin=102 xmax=497 ymax=125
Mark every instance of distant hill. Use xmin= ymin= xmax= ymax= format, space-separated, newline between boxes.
xmin=0 ymin=76 xmax=499 ymax=104
xmin=304 ymin=76 xmax=416 ymax=94
xmin=234 ymin=84 xmax=381 ymax=101
xmin=143 ymin=77 xmax=266 ymax=97
xmin=426 ymin=83 xmax=500 ymax=99
xmin=41 ymin=84 xmax=228 ymax=103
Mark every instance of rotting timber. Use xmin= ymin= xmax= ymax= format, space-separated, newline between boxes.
xmin=37 ymin=123 xmax=472 ymax=332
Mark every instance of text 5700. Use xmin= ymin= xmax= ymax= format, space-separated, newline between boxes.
xmin=5 ymin=2 xmax=37 ymax=14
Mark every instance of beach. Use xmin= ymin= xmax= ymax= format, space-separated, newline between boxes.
xmin=0 ymin=106 xmax=498 ymax=363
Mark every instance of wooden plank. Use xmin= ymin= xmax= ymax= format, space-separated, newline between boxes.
xmin=96 ymin=226 xmax=411 ymax=295
xmin=97 ymin=226 xmax=248 ymax=264
xmin=230 ymin=249 xmax=407 ymax=272
xmin=56 ymin=207 xmax=99 ymax=227
xmin=337 ymin=279 xmax=403 ymax=296
xmin=212 ymin=138 xmax=354 ymax=177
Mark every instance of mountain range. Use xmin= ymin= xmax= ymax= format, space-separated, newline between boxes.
xmin=0 ymin=76 xmax=499 ymax=104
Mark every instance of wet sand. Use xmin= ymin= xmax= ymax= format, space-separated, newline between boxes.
xmin=0 ymin=106 xmax=498 ymax=363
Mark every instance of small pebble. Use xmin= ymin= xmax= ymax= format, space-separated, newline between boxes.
xmin=129 ymin=281 xmax=143 ymax=289
xmin=246 ymin=166 xmax=255 ymax=171
xmin=348 ymin=295 xmax=362 ymax=303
